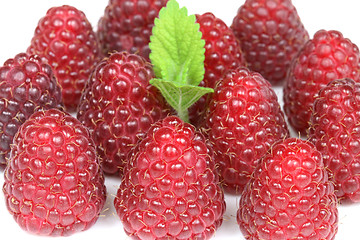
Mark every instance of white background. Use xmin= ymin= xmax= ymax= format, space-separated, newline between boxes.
xmin=0 ymin=0 xmax=359 ymax=239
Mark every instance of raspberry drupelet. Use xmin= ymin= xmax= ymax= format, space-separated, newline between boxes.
xmin=231 ymin=0 xmax=309 ymax=84
xmin=114 ymin=116 xmax=225 ymax=240
xmin=3 ymin=109 xmax=106 ymax=236
xmin=97 ymin=0 xmax=168 ymax=61
xmin=237 ymin=138 xmax=338 ymax=240
xmin=28 ymin=5 xmax=102 ymax=111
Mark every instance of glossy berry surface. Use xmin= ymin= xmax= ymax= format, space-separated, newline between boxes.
xmin=97 ymin=0 xmax=168 ymax=61
xmin=77 ymin=51 xmax=170 ymax=176
xmin=309 ymin=78 xmax=360 ymax=202
xmin=2 ymin=109 xmax=106 ymax=236
xmin=284 ymin=30 xmax=360 ymax=134
xmin=0 ymin=53 xmax=63 ymax=165
xmin=203 ymin=67 xmax=289 ymax=194
xmin=231 ymin=0 xmax=308 ymax=84
xmin=189 ymin=12 xmax=246 ymax=127
xmin=114 ymin=116 xmax=225 ymax=240
xmin=237 ymin=138 xmax=338 ymax=240
xmin=27 ymin=5 xmax=102 ymax=111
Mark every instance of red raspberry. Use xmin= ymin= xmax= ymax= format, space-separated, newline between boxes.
xmin=2 ymin=109 xmax=106 ymax=236
xmin=189 ymin=12 xmax=246 ymax=127
xmin=309 ymin=78 xmax=360 ymax=202
xmin=203 ymin=67 xmax=289 ymax=194
xmin=114 ymin=116 xmax=225 ymax=240
xmin=27 ymin=5 xmax=102 ymax=111
xmin=0 ymin=53 xmax=63 ymax=166
xmin=231 ymin=0 xmax=309 ymax=84
xmin=97 ymin=0 xmax=168 ymax=61
xmin=284 ymin=30 xmax=360 ymax=134
xmin=237 ymin=138 xmax=338 ymax=240
xmin=77 ymin=51 xmax=170 ymax=176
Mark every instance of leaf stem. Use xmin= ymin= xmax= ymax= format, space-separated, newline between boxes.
xmin=177 ymin=108 xmax=190 ymax=123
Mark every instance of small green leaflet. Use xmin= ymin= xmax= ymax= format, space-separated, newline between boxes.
xmin=149 ymin=0 xmax=213 ymax=122
xmin=150 ymin=79 xmax=213 ymax=122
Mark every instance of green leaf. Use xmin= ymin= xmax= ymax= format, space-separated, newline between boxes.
xmin=149 ymin=0 xmax=210 ymax=123
xmin=149 ymin=0 xmax=205 ymax=85
xmin=150 ymin=78 xmax=213 ymax=122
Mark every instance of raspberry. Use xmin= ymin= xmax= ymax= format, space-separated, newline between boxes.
xmin=77 ymin=51 xmax=170 ymax=176
xmin=231 ymin=0 xmax=308 ymax=84
xmin=27 ymin=5 xmax=102 ymax=111
xmin=237 ymin=138 xmax=338 ymax=240
xmin=97 ymin=0 xmax=168 ymax=61
xmin=284 ymin=30 xmax=360 ymax=134
xmin=0 ymin=53 xmax=63 ymax=166
xmin=114 ymin=116 xmax=225 ymax=240
xmin=189 ymin=12 xmax=246 ymax=127
xmin=309 ymin=78 xmax=360 ymax=202
xmin=2 ymin=109 xmax=106 ymax=236
xmin=203 ymin=67 xmax=289 ymax=194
